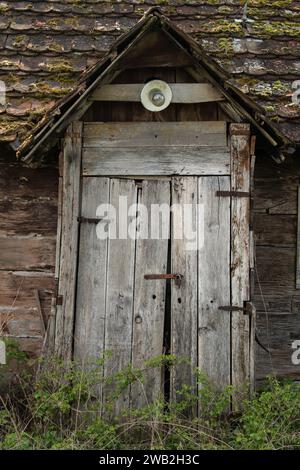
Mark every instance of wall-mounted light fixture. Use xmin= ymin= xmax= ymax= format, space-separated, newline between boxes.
xmin=140 ymin=80 xmax=172 ymax=112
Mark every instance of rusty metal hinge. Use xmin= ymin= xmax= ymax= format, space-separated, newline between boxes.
xmin=144 ymin=273 xmax=183 ymax=281
xmin=77 ymin=216 xmax=108 ymax=224
xmin=216 ymin=191 xmax=250 ymax=198
xmin=218 ymin=302 xmax=253 ymax=316
xmin=54 ymin=277 xmax=63 ymax=306
xmin=56 ymin=295 xmax=64 ymax=306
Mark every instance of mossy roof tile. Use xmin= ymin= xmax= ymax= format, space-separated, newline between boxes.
xmin=0 ymin=0 xmax=299 ymax=146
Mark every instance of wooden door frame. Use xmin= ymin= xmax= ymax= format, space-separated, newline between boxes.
xmin=49 ymin=120 xmax=255 ymax=392
xmin=230 ymin=123 xmax=255 ymax=391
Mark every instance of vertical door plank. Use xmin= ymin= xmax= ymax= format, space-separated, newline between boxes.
xmin=55 ymin=122 xmax=82 ymax=359
xmin=230 ymin=124 xmax=251 ymax=392
xmin=198 ymin=176 xmax=231 ymax=390
xmin=131 ymin=180 xmax=170 ymax=408
xmin=74 ymin=178 xmax=110 ymax=377
xmin=171 ymin=177 xmax=198 ymax=405
xmin=103 ymin=179 xmax=137 ymax=413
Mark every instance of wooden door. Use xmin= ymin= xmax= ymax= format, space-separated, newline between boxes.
xmin=73 ymin=175 xmax=238 ymax=408
xmin=55 ymin=121 xmax=253 ymax=412
xmin=74 ymin=177 xmax=171 ymax=410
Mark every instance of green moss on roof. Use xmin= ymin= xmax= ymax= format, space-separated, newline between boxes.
xmin=48 ymin=42 xmax=65 ymax=53
xmin=0 ymin=60 xmax=18 ymax=68
xmin=0 ymin=1 xmax=299 ymax=147
xmin=31 ymin=81 xmax=73 ymax=97
xmin=0 ymin=119 xmax=32 ymax=136
xmin=264 ymin=104 xmax=276 ymax=113
xmin=247 ymin=0 xmax=294 ymax=6
xmin=252 ymin=21 xmax=300 ymax=37
xmin=272 ymin=80 xmax=288 ymax=91
xmin=0 ymin=2 xmax=9 ymax=13
xmin=208 ymin=20 xmax=242 ymax=34
xmin=44 ymin=61 xmax=75 ymax=73
xmin=12 ymin=35 xmax=27 ymax=47
xmin=249 ymin=7 xmax=300 ymax=19
xmin=218 ymin=38 xmax=234 ymax=55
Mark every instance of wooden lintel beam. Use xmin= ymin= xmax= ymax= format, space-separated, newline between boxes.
xmin=90 ymin=83 xmax=224 ymax=103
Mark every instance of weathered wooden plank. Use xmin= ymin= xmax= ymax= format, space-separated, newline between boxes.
xmin=230 ymin=124 xmax=251 ymax=393
xmin=297 ymin=186 xmax=300 ymax=288
xmin=0 ymin=165 xmax=58 ymax=243
xmin=82 ymin=147 xmax=230 ymax=176
xmin=131 ymin=180 xmax=170 ymax=408
xmin=103 ymin=179 xmax=137 ymax=413
xmin=0 ymin=165 xmax=58 ymax=201
xmin=170 ymin=177 xmax=198 ymax=410
xmin=48 ymin=173 xmax=63 ymax=353
xmin=254 ymin=213 xmax=296 ymax=246
xmin=256 ymin=312 xmax=300 ymax=382
xmin=0 ymin=308 xmax=44 ymax=337
xmin=254 ymin=293 xmax=300 ymax=316
xmin=253 ymin=294 xmax=293 ymax=315
xmin=0 ymin=236 xmax=56 ymax=271
xmin=74 ymin=178 xmax=109 ymax=378
xmin=0 ymin=199 xmax=58 ymax=236
xmin=254 ymin=178 xmax=298 ymax=215
xmin=254 ymin=245 xmax=297 ymax=297
xmin=198 ymin=176 xmax=231 ymax=390
xmin=115 ymin=30 xmax=194 ymax=69
xmin=91 ymin=83 xmax=224 ymax=103
xmin=0 ymin=271 xmax=54 ymax=321
xmin=83 ymin=122 xmax=227 ymax=148
xmin=172 ymin=84 xmax=224 ymax=103
xmin=55 ymin=122 xmax=82 ymax=359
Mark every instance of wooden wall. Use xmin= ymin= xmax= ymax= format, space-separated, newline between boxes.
xmin=0 ymin=151 xmax=58 ymax=357
xmin=254 ymin=153 xmax=300 ymax=384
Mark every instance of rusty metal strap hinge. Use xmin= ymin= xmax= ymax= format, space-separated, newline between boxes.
xmin=54 ymin=277 xmax=63 ymax=306
xmin=77 ymin=216 xmax=108 ymax=224
xmin=218 ymin=302 xmax=253 ymax=316
xmin=216 ymin=191 xmax=250 ymax=198
xmin=144 ymin=273 xmax=183 ymax=281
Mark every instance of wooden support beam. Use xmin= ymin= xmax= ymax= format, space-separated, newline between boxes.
xmin=82 ymin=146 xmax=230 ymax=177
xmin=54 ymin=122 xmax=82 ymax=359
xmin=83 ymin=122 xmax=227 ymax=148
xmin=230 ymin=123 xmax=252 ymax=401
xmin=90 ymin=83 xmax=224 ymax=103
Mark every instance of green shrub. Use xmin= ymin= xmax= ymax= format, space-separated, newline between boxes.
xmin=0 ymin=355 xmax=300 ymax=450
xmin=233 ymin=379 xmax=300 ymax=449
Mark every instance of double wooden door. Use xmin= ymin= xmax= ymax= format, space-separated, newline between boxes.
xmin=54 ymin=121 xmax=253 ymax=411
xmin=74 ymin=175 xmax=232 ymax=407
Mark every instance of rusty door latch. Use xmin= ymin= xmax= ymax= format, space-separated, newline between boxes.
xmin=144 ymin=273 xmax=183 ymax=281
xmin=218 ymin=302 xmax=253 ymax=316
xmin=216 ymin=191 xmax=250 ymax=198
xmin=77 ymin=216 xmax=108 ymax=224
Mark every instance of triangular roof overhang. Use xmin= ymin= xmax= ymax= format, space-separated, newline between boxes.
xmin=18 ymin=8 xmax=296 ymax=165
